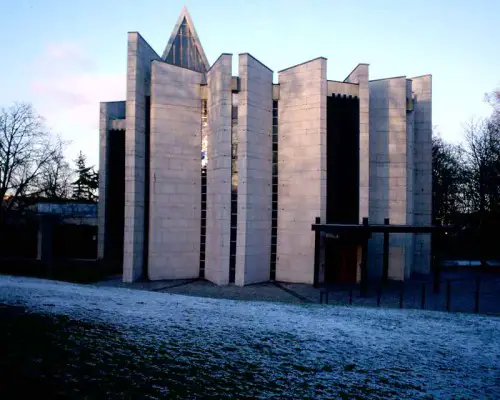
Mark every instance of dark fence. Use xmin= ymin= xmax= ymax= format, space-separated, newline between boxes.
xmin=319 ymin=274 xmax=500 ymax=316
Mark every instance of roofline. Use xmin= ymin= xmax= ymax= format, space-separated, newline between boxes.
xmin=369 ymin=75 xmax=406 ymax=83
xmin=328 ymin=79 xmax=359 ymax=86
xmin=127 ymin=32 xmax=160 ymax=59
xmin=343 ymin=63 xmax=370 ymax=82
xmin=206 ymin=53 xmax=232 ymax=73
xmin=278 ymin=57 xmax=327 ymax=74
xmin=239 ymin=53 xmax=273 ymax=73
xmin=410 ymin=74 xmax=432 ymax=80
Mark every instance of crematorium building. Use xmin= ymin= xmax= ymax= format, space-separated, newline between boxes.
xmin=98 ymin=7 xmax=432 ymax=286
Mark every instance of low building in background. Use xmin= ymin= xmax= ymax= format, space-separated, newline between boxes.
xmin=98 ymin=7 xmax=432 ymax=286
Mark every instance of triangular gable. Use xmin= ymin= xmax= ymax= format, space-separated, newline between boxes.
xmin=162 ymin=6 xmax=210 ymax=73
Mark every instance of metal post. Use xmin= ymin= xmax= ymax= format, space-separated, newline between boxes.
xmin=383 ymin=218 xmax=389 ymax=283
xmin=446 ymin=280 xmax=451 ymax=312
xmin=399 ymin=284 xmax=404 ymax=309
xmin=313 ymin=217 xmax=321 ymax=288
xmin=360 ymin=217 xmax=369 ymax=296
xmin=474 ymin=278 xmax=480 ymax=314
xmin=421 ymin=283 xmax=426 ymax=310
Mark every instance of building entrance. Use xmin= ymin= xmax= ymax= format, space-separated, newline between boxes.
xmin=324 ymin=237 xmax=358 ymax=284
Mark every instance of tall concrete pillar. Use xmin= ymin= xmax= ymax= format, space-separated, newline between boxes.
xmin=147 ymin=61 xmax=202 ymax=280
xmin=235 ymin=53 xmax=273 ymax=286
xmin=276 ymin=57 xmax=327 ymax=284
xmin=98 ymin=101 xmax=125 ymax=261
xmin=344 ymin=64 xmax=370 ymax=223
xmin=368 ymin=77 xmax=411 ymax=280
xmin=123 ymin=32 xmax=160 ymax=282
xmin=205 ymin=54 xmax=233 ymax=285
xmin=411 ymin=75 xmax=432 ymax=274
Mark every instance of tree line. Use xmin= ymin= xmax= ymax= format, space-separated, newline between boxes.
xmin=0 ymin=103 xmax=98 ymax=212
xmin=433 ymin=89 xmax=499 ymax=222
xmin=433 ymin=89 xmax=500 ymax=259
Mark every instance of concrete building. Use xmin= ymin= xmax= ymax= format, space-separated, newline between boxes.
xmin=98 ymin=7 xmax=432 ymax=286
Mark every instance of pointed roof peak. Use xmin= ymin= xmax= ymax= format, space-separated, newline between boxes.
xmin=162 ymin=6 xmax=210 ymax=72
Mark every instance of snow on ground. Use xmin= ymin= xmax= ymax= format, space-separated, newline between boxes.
xmin=1 ymin=275 xmax=499 ymax=399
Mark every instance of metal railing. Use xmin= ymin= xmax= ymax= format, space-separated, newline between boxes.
xmin=319 ymin=276 xmax=499 ymax=315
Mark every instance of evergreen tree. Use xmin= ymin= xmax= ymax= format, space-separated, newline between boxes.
xmin=72 ymin=151 xmax=98 ymax=201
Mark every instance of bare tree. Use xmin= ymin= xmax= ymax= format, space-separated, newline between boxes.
xmin=462 ymin=117 xmax=500 ymax=215
xmin=432 ymin=133 xmax=466 ymax=223
xmin=0 ymin=103 xmax=66 ymax=210
xmin=36 ymin=145 xmax=73 ymax=199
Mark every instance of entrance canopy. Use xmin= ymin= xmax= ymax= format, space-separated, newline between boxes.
xmin=311 ymin=218 xmax=455 ymax=289
xmin=311 ymin=222 xmax=453 ymax=235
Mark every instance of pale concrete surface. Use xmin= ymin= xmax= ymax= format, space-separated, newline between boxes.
xmin=235 ymin=54 xmax=273 ymax=286
xmin=411 ymin=75 xmax=432 ymax=275
xmin=95 ymin=276 xmax=305 ymax=303
xmin=123 ymin=33 xmax=161 ymax=283
xmin=327 ymin=80 xmax=359 ymax=97
xmin=148 ymin=61 xmax=202 ymax=280
xmin=368 ymin=77 xmax=412 ymax=280
xmin=344 ymin=64 xmax=370 ymax=223
xmin=276 ymin=57 xmax=327 ymax=284
xmin=205 ymin=54 xmax=233 ymax=285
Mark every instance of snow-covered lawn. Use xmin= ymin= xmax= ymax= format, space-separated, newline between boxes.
xmin=1 ymin=275 xmax=499 ymax=399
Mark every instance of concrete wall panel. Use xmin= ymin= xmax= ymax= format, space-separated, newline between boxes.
xmin=148 ymin=61 xmax=202 ymax=280
xmin=368 ymin=77 xmax=410 ymax=280
xmin=235 ymin=54 xmax=273 ymax=286
xmin=412 ymin=75 xmax=432 ymax=274
xmin=123 ymin=33 xmax=160 ymax=282
xmin=205 ymin=54 xmax=233 ymax=285
xmin=276 ymin=58 xmax=327 ymax=284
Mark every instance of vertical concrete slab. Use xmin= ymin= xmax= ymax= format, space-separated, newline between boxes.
xmin=368 ymin=77 xmax=409 ymax=280
xmin=148 ymin=61 xmax=202 ymax=280
xmin=411 ymin=75 xmax=432 ymax=274
xmin=235 ymin=54 xmax=273 ymax=286
xmin=98 ymin=101 xmax=125 ymax=260
xmin=205 ymin=54 xmax=233 ymax=285
xmin=345 ymin=64 xmax=370 ymax=222
xmin=276 ymin=57 xmax=327 ymax=284
xmin=123 ymin=33 xmax=160 ymax=282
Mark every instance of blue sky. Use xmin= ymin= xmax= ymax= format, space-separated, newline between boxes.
xmin=1 ymin=0 xmax=498 ymax=167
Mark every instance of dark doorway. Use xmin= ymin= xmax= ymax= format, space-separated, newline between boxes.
xmin=104 ymin=129 xmax=125 ymax=269
xmin=325 ymin=238 xmax=358 ymax=284
xmin=324 ymin=94 xmax=360 ymax=284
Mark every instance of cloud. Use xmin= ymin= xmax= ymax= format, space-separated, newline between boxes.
xmin=30 ymin=41 xmax=125 ymax=126
xmin=28 ymin=41 xmax=126 ymax=166
xmin=38 ymin=42 xmax=97 ymax=72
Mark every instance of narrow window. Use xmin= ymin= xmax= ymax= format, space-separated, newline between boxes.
xmin=270 ymin=100 xmax=278 ymax=280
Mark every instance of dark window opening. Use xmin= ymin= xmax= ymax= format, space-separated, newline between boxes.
xmin=324 ymin=94 xmax=360 ymax=284
xmin=270 ymin=100 xmax=279 ymax=281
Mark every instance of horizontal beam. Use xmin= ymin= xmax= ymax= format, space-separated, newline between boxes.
xmin=311 ymin=223 xmax=454 ymax=234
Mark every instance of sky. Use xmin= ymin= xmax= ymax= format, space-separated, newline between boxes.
xmin=1 ymin=0 xmax=499 ymax=168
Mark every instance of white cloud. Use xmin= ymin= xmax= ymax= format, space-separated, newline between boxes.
xmin=29 ymin=41 xmax=125 ymax=166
